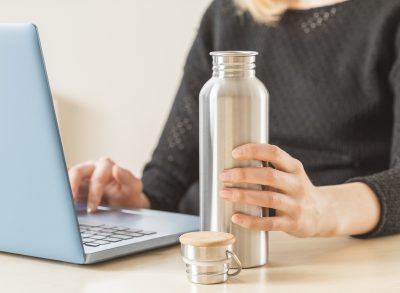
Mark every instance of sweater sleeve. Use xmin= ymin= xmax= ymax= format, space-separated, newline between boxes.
xmin=346 ymin=27 xmax=400 ymax=238
xmin=140 ymin=2 xmax=216 ymax=212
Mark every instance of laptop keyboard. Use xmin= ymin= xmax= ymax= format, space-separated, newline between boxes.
xmin=79 ymin=223 xmax=156 ymax=247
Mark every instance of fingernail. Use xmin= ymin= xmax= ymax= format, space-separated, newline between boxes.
xmin=87 ymin=207 xmax=93 ymax=213
xmin=232 ymin=148 xmax=244 ymax=158
xmin=220 ymin=189 xmax=232 ymax=198
xmin=232 ymin=214 xmax=242 ymax=225
xmin=220 ymin=171 xmax=232 ymax=181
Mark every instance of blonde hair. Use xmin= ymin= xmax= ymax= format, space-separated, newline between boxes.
xmin=234 ymin=0 xmax=288 ymax=24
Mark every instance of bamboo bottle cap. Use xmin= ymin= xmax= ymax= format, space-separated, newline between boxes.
xmin=179 ymin=231 xmax=236 ymax=247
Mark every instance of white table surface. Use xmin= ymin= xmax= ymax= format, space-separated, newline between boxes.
xmin=1 ymin=232 xmax=400 ymax=293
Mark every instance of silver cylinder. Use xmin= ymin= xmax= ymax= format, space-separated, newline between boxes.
xmin=179 ymin=231 xmax=242 ymax=284
xmin=199 ymin=51 xmax=269 ymax=268
xmin=181 ymin=244 xmax=240 ymax=284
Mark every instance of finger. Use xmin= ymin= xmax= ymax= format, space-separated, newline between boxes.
xmin=111 ymin=165 xmax=143 ymax=195
xmin=68 ymin=161 xmax=95 ymax=200
xmin=232 ymin=143 xmax=303 ymax=174
xmin=232 ymin=213 xmax=294 ymax=232
xmin=220 ymin=188 xmax=297 ymax=214
xmin=112 ymin=165 xmax=134 ymax=186
xmin=220 ymin=167 xmax=300 ymax=195
xmin=75 ymin=178 xmax=90 ymax=203
xmin=87 ymin=157 xmax=115 ymax=213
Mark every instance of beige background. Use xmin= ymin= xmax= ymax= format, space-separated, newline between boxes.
xmin=0 ymin=0 xmax=211 ymax=175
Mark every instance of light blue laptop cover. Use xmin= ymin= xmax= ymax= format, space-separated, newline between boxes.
xmin=0 ymin=24 xmax=85 ymax=263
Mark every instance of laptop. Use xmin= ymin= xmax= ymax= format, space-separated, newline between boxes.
xmin=0 ymin=23 xmax=199 ymax=264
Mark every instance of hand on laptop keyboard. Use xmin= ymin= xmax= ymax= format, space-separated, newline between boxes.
xmin=68 ymin=157 xmax=151 ymax=213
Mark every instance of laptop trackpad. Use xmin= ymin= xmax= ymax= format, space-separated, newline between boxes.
xmin=76 ymin=203 xmax=147 ymax=228
xmin=74 ymin=203 xmax=187 ymax=233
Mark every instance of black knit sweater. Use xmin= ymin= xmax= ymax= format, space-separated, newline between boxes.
xmin=142 ymin=0 xmax=400 ymax=238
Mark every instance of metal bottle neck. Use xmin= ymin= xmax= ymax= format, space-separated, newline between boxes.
xmin=211 ymin=51 xmax=257 ymax=78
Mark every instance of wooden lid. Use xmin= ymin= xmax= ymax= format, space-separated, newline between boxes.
xmin=179 ymin=231 xmax=236 ymax=247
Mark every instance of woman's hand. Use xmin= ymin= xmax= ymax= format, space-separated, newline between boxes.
xmin=68 ymin=157 xmax=150 ymax=213
xmin=219 ymin=143 xmax=337 ymax=237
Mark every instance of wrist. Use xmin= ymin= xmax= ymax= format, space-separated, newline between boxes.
xmin=315 ymin=183 xmax=380 ymax=237
xmin=125 ymin=192 xmax=151 ymax=209
xmin=139 ymin=192 xmax=151 ymax=209
xmin=314 ymin=186 xmax=341 ymax=237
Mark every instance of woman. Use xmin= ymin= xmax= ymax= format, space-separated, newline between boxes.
xmin=68 ymin=0 xmax=400 ymax=238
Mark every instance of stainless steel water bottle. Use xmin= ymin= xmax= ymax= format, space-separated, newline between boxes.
xmin=199 ymin=51 xmax=269 ymax=268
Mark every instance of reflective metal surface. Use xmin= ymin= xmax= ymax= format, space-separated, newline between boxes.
xmin=199 ymin=51 xmax=269 ymax=268
xmin=181 ymin=244 xmax=241 ymax=284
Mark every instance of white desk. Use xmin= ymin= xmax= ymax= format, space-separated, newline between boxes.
xmin=1 ymin=232 xmax=400 ymax=292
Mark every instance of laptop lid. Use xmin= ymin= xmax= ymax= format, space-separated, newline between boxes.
xmin=0 ymin=23 xmax=85 ymax=264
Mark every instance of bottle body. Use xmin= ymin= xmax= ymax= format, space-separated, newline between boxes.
xmin=199 ymin=51 xmax=269 ymax=268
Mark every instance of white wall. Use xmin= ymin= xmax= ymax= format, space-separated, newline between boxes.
xmin=0 ymin=0 xmax=211 ymax=175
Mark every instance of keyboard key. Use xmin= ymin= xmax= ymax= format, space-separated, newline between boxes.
xmin=101 ymin=228 xmax=116 ymax=233
xmin=89 ymin=227 xmax=104 ymax=232
xmin=84 ymin=242 xmax=100 ymax=247
xmin=112 ymin=234 xmax=134 ymax=240
xmin=102 ymin=225 xmax=118 ymax=229
xmin=107 ymin=237 xmax=123 ymax=242
xmin=130 ymin=233 xmax=145 ymax=237
xmin=117 ymin=231 xmax=144 ymax=237
xmin=115 ymin=230 xmax=136 ymax=235
xmin=91 ymin=235 xmax=106 ymax=240
xmin=84 ymin=230 xmax=97 ymax=235
xmin=82 ymin=237 xmax=96 ymax=243
xmin=92 ymin=240 xmax=110 ymax=245
xmin=112 ymin=227 xmax=130 ymax=231
xmin=95 ymin=232 xmax=113 ymax=237
xmin=81 ymin=223 xmax=104 ymax=227
xmin=126 ymin=228 xmax=143 ymax=233
xmin=138 ymin=231 xmax=156 ymax=236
